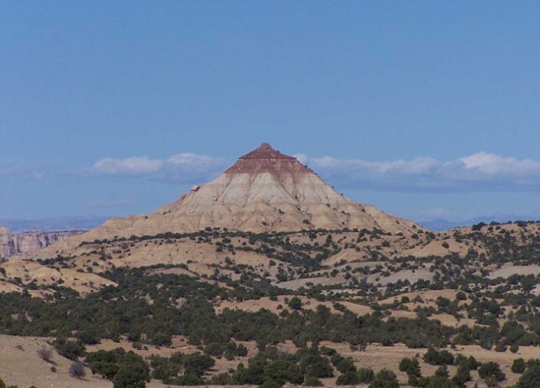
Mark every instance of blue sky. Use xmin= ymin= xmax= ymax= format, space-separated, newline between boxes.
xmin=1 ymin=1 xmax=539 ymax=223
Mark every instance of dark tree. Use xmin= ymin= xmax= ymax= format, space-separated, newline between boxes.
xmin=512 ymin=358 xmax=526 ymax=374
xmin=517 ymin=365 xmax=540 ymax=388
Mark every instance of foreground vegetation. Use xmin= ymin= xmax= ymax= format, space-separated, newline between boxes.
xmin=2 ymin=221 xmax=540 ymax=387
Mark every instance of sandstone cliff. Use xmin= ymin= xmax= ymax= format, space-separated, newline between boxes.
xmin=0 ymin=225 xmax=83 ymax=259
xmin=0 ymin=226 xmax=13 ymax=258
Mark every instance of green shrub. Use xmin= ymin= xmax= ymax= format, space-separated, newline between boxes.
xmin=333 ymin=356 xmax=357 ymax=374
xmin=516 ymin=365 xmax=540 ymax=388
xmin=357 ymin=367 xmax=375 ymax=383
xmin=426 ymin=376 xmax=454 ymax=388
xmin=435 ymin=365 xmax=449 ymax=378
xmin=478 ymin=361 xmax=506 ymax=386
xmin=423 ymin=348 xmax=454 ymax=366
xmin=112 ymin=352 xmax=150 ymax=388
xmin=399 ymin=357 xmax=421 ymax=377
xmin=452 ymin=364 xmax=471 ymax=388
xmin=53 ymin=338 xmax=86 ymax=361
xmin=235 ymin=344 xmax=248 ymax=357
xmin=336 ymin=371 xmax=360 ymax=385
xmin=369 ymin=369 xmax=399 ymax=388
xmin=288 ymin=297 xmax=302 ymax=310
xmin=512 ymin=358 xmax=526 ymax=374
xmin=304 ymin=375 xmax=323 ymax=386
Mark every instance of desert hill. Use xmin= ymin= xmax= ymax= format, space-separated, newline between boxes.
xmin=13 ymin=143 xmax=425 ymax=259
xmin=46 ymin=143 xmax=423 ymax=245
xmin=4 ymin=145 xmax=540 ymax=296
xmin=6 ymin=219 xmax=540 ymax=294
xmin=0 ymin=142 xmax=428 ymax=295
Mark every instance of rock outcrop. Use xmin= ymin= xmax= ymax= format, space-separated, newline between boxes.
xmin=0 ymin=225 xmax=83 ymax=259
xmin=0 ymin=226 xmax=13 ymax=258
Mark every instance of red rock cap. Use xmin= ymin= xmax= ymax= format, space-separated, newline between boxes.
xmin=238 ymin=143 xmax=296 ymax=160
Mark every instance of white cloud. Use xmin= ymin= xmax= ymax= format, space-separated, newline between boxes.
xmin=308 ymin=156 xmax=439 ymax=175
xmin=167 ymin=153 xmax=227 ymax=171
xmin=301 ymin=152 xmax=540 ymax=191
xmin=87 ymin=150 xmax=540 ymax=192
xmin=91 ymin=157 xmax=164 ymax=175
xmin=89 ymin=152 xmax=228 ymax=183
xmin=458 ymin=152 xmax=540 ymax=176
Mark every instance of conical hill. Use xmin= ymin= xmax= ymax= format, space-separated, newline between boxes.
xmin=61 ymin=143 xmax=423 ymax=244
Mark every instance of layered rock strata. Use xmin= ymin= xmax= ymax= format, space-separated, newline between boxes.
xmin=0 ymin=225 xmax=83 ymax=259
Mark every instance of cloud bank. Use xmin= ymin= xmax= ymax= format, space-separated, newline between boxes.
xmin=91 ymin=157 xmax=164 ymax=175
xmin=88 ymin=151 xmax=540 ymax=192
xmin=298 ymin=152 xmax=540 ymax=191
xmin=89 ymin=153 xmax=228 ymax=183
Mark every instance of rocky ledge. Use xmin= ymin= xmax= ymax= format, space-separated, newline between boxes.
xmin=0 ymin=225 xmax=83 ymax=259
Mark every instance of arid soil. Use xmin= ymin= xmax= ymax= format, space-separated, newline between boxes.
xmin=1 ymin=335 xmax=536 ymax=388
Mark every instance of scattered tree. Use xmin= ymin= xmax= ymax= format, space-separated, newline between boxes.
xmin=69 ymin=362 xmax=86 ymax=379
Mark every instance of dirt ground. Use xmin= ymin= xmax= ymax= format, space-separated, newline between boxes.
xmin=1 ymin=334 xmax=538 ymax=388
xmin=0 ymin=335 xmax=259 ymax=388
xmin=324 ymin=342 xmax=540 ymax=388
xmin=215 ymin=295 xmax=373 ymax=316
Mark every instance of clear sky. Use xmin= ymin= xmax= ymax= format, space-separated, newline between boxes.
xmin=1 ymin=1 xmax=539 ymax=223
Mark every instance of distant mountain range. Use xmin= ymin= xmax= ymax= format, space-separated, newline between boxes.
xmin=3 ymin=213 xmax=539 ymax=234
xmin=418 ymin=215 xmax=540 ymax=231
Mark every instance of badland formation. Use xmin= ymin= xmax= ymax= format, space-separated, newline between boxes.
xmin=1 ymin=143 xmax=540 ymax=388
